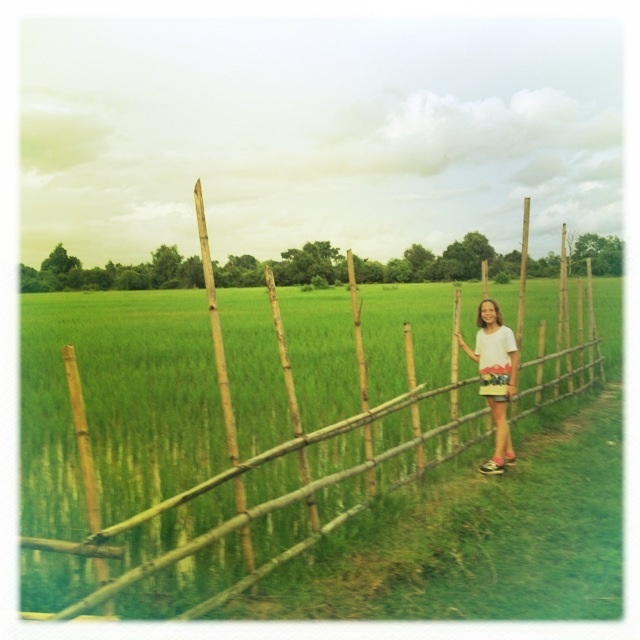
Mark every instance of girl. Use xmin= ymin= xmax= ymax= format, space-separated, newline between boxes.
xmin=456 ymin=298 xmax=518 ymax=475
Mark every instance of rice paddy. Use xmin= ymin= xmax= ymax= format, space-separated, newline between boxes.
xmin=19 ymin=277 xmax=623 ymax=617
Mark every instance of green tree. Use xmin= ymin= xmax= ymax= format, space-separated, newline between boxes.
xmin=280 ymin=241 xmax=341 ymax=285
xmin=384 ymin=258 xmax=412 ymax=283
xmin=115 ymin=268 xmax=149 ymax=290
xmin=440 ymin=232 xmax=496 ymax=280
xmin=40 ymin=243 xmax=82 ymax=274
xmin=573 ymin=233 xmax=623 ymax=276
xmin=20 ymin=264 xmax=50 ymax=293
xmin=403 ymin=243 xmax=436 ymax=282
xmin=151 ymin=244 xmax=183 ymax=288
xmin=179 ymin=255 xmax=205 ymax=288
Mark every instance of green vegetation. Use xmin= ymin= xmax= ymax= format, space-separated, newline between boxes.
xmin=222 ymin=383 xmax=623 ymax=620
xmin=20 ymin=231 xmax=623 ymax=292
xmin=19 ymin=277 xmax=623 ymax=618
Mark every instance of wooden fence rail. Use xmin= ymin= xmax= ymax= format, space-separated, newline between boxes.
xmin=47 ymin=336 xmax=603 ymax=621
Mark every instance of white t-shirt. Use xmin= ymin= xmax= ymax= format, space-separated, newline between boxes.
xmin=474 ymin=325 xmax=518 ymax=375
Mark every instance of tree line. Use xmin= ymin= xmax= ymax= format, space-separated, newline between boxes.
xmin=19 ymin=231 xmax=623 ymax=293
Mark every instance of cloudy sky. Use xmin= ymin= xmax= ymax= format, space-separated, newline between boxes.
xmin=15 ymin=6 xmax=626 ymax=271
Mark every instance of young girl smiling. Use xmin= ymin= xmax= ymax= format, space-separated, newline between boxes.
xmin=456 ymin=298 xmax=518 ymax=475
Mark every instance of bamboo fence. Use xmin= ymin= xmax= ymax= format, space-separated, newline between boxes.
xmin=22 ymin=193 xmax=608 ymax=621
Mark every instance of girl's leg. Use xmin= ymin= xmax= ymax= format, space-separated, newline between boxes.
xmin=487 ymin=397 xmax=512 ymax=460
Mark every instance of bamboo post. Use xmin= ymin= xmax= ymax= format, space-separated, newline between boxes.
xmin=450 ymin=288 xmax=461 ymax=451
xmin=585 ymin=262 xmax=595 ymax=386
xmin=193 ymin=179 xmax=255 ymax=575
xmin=346 ymin=249 xmax=376 ymax=496
xmin=554 ymin=224 xmax=566 ymax=399
xmin=481 ymin=259 xmax=489 ymax=300
xmin=403 ymin=322 xmax=426 ymax=474
xmin=511 ymin=197 xmax=530 ymax=417
xmin=265 ymin=266 xmax=321 ymax=531
xmin=535 ymin=320 xmax=547 ymax=407
xmin=61 ymin=345 xmax=113 ymax=616
xmin=586 ymin=258 xmax=606 ymax=383
xmin=577 ymin=279 xmax=585 ymax=389
xmin=481 ymin=259 xmax=491 ymax=436
xmin=561 ymin=229 xmax=574 ymax=394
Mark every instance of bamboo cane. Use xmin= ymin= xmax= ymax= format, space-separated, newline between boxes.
xmin=264 ymin=265 xmax=321 ymax=531
xmin=347 ymin=249 xmax=376 ymax=496
xmin=20 ymin=537 xmax=124 ymax=559
xmin=535 ymin=320 xmax=547 ymax=407
xmin=21 ymin=612 xmax=120 ymax=621
xmin=511 ymin=197 xmax=530 ymax=417
xmin=586 ymin=258 xmax=606 ymax=383
xmin=561 ymin=228 xmax=574 ymax=394
xmin=577 ymin=279 xmax=585 ymax=389
xmin=554 ymin=224 xmax=566 ymax=398
xmin=193 ymin=179 xmax=255 ymax=575
xmin=61 ymin=345 xmax=113 ymax=616
xmin=585 ymin=263 xmax=595 ymax=386
xmin=403 ymin=323 xmax=426 ymax=474
xmin=450 ymin=288 xmax=461 ymax=451
xmin=481 ymin=259 xmax=489 ymax=300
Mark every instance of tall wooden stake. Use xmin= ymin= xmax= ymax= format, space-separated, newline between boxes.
xmin=347 ymin=249 xmax=376 ymax=496
xmin=450 ymin=288 xmax=461 ymax=451
xmin=586 ymin=258 xmax=606 ymax=383
xmin=561 ymin=226 xmax=574 ymax=394
xmin=554 ymin=224 xmax=566 ymax=399
xmin=481 ymin=259 xmax=489 ymax=300
xmin=535 ymin=320 xmax=547 ymax=407
xmin=193 ymin=179 xmax=255 ymax=575
xmin=577 ymin=279 xmax=585 ymax=389
xmin=511 ymin=197 xmax=530 ymax=417
xmin=265 ymin=266 xmax=321 ymax=531
xmin=403 ymin=323 xmax=426 ymax=474
xmin=62 ymin=345 xmax=113 ymax=616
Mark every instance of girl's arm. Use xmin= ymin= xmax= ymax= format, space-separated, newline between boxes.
xmin=455 ymin=332 xmax=479 ymax=364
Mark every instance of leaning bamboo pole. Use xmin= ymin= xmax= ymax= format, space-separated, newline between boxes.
xmin=347 ymin=249 xmax=376 ymax=496
xmin=450 ymin=288 xmax=462 ymax=451
xmin=20 ymin=537 xmax=124 ymax=559
xmin=403 ymin=322 xmax=426 ymax=474
xmin=61 ymin=345 xmax=113 ymax=617
xmin=193 ymin=179 xmax=255 ymax=575
xmin=264 ymin=265 xmax=321 ymax=532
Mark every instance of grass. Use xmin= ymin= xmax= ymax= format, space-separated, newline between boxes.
xmin=18 ymin=278 xmax=624 ymax=618
xmin=218 ymin=382 xmax=623 ymax=621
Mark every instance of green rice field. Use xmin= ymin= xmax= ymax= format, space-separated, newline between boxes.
xmin=19 ymin=278 xmax=624 ymax=618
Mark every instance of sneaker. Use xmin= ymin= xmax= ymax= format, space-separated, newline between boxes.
xmin=479 ymin=459 xmax=505 ymax=475
xmin=504 ymin=455 xmax=517 ymax=466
